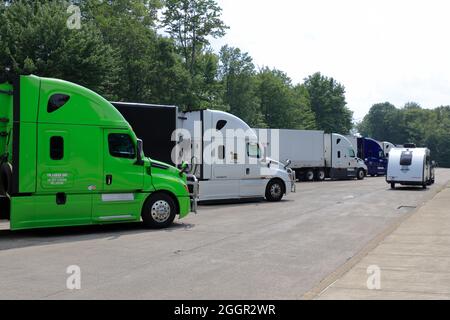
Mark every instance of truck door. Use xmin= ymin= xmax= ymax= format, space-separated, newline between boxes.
xmin=34 ymin=126 xmax=93 ymax=227
xmin=208 ymin=136 xmax=241 ymax=199
xmin=333 ymin=136 xmax=346 ymax=169
xmin=103 ymin=129 xmax=144 ymax=192
xmin=91 ymin=129 xmax=144 ymax=222
xmin=240 ymin=141 xmax=265 ymax=197
xmin=331 ymin=135 xmax=356 ymax=179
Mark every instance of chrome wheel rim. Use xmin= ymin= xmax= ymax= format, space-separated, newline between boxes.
xmin=151 ymin=200 xmax=171 ymax=223
xmin=318 ymin=171 xmax=325 ymax=180
xmin=270 ymin=183 xmax=282 ymax=198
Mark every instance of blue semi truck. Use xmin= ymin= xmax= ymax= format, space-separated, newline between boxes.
xmin=347 ymin=136 xmax=388 ymax=176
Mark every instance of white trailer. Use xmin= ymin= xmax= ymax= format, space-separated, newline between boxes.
xmin=255 ymin=129 xmax=367 ymax=181
xmin=387 ymin=146 xmax=434 ymax=189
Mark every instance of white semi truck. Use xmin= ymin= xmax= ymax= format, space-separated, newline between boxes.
xmin=113 ymin=103 xmax=296 ymax=202
xmin=255 ymin=129 xmax=367 ymax=181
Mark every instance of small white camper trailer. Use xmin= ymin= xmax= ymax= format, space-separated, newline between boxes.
xmin=386 ymin=145 xmax=434 ymax=189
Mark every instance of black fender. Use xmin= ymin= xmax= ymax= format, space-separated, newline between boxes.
xmin=0 ymin=162 xmax=12 ymax=195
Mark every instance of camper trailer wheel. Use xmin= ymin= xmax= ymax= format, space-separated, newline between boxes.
xmin=0 ymin=162 xmax=12 ymax=196
xmin=142 ymin=193 xmax=176 ymax=229
xmin=357 ymin=169 xmax=365 ymax=180
xmin=390 ymin=183 xmax=396 ymax=189
xmin=305 ymin=170 xmax=315 ymax=182
xmin=315 ymin=169 xmax=326 ymax=181
xmin=266 ymin=179 xmax=285 ymax=202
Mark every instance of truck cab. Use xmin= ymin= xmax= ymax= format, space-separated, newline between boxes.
xmin=0 ymin=74 xmax=197 ymax=231
xmin=347 ymin=136 xmax=388 ymax=176
xmin=324 ymin=133 xmax=367 ymax=180
xmin=178 ymin=110 xmax=296 ymax=202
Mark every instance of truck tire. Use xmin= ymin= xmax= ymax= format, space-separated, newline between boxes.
xmin=315 ymin=169 xmax=326 ymax=181
xmin=305 ymin=170 xmax=315 ymax=182
xmin=357 ymin=168 xmax=365 ymax=180
xmin=265 ymin=179 xmax=285 ymax=202
xmin=0 ymin=162 xmax=12 ymax=196
xmin=142 ymin=193 xmax=177 ymax=229
xmin=391 ymin=182 xmax=396 ymax=189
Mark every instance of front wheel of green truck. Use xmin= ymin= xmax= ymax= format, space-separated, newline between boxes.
xmin=142 ymin=193 xmax=177 ymax=229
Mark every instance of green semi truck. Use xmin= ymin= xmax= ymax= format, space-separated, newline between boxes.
xmin=0 ymin=74 xmax=198 ymax=231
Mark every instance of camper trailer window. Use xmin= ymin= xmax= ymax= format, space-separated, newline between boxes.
xmin=247 ymin=143 xmax=261 ymax=158
xmin=400 ymin=152 xmax=413 ymax=166
xmin=108 ymin=134 xmax=136 ymax=159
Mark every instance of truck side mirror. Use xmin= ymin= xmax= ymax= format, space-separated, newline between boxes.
xmin=284 ymin=159 xmax=292 ymax=169
xmin=136 ymin=139 xmax=144 ymax=166
xmin=179 ymin=162 xmax=189 ymax=177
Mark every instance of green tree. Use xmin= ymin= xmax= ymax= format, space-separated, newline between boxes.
xmin=218 ymin=45 xmax=264 ymax=127
xmin=256 ymin=68 xmax=316 ymax=130
xmin=0 ymin=0 xmax=119 ymax=98
xmin=359 ymin=102 xmax=450 ymax=168
xmin=82 ymin=0 xmax=191 ymax=105
xmin=161 ymin=0 xmax=228 ymax=75
xmin=292 ymin=84 xmax=317 ymax=130
xmin=357 ymin=102 xmax=405 ymax=142
xmin=304 ymin=72 xmax=353 ymax=134
xmin=188 ymin=50 xmax=226 ymax=110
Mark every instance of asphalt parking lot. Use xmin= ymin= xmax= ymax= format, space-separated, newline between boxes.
xmin=1 ymin=169 xmax=449 ymax=300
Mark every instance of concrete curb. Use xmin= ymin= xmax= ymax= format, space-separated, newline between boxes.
xmin=302 ymin=182 xmax=448 ymax=300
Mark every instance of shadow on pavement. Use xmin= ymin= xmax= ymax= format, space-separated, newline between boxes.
xmin=388 ymin=186 xmax=430 ymax=192
xmin=0 ymin=221 xmax=195 ymax=252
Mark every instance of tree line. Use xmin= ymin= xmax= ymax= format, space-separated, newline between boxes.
xmin=0 ymin=0 xmax=353 ymax=133
xmin=358 ymin=102 xmax=450 ymax=167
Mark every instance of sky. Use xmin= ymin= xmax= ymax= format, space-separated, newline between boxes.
xmin=210 ymin=0 xmax=450 ymax=121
